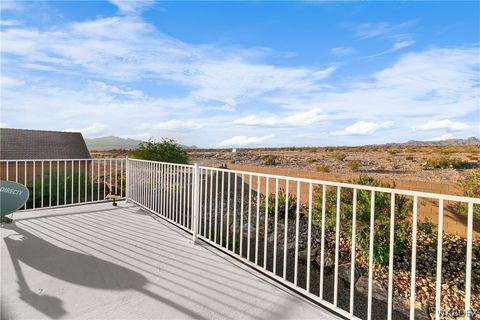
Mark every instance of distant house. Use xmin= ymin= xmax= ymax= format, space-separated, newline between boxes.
xmin=0 ymin=128 xmax=91 ymax=160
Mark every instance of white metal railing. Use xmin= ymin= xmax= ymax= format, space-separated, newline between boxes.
xmin=127 ymin=158 xmax=479 ymax=320
xmin=0 ymin=158 xmax=126 ymax=210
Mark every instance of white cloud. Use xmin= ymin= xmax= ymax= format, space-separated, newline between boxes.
xmin=330 ymin=47 xmax=356 ymax=56
xmin=139 ymin=120 xmax=204 ymax=131
xmin=234 ymin=109 xmax=325 ymax=127
xmin=108 ymin=0 xmax=155 ymax=14
xmin=0 ymin=16 xmax=335 ymax=110
xmin=355 ymin=21 xmax=414 ymax=40
xmin=0 ymin=75 xmax=24 ymax=88
xmin=0 ymin=20 xmax=20 ymax=26
xmin=332 ymin=121 xmax=394 ymax=136
xmin=64 ymin=122 xmax=107 ymax=137
xmin=218 ymin=134 xmax=275 ymax=147
xmin=0 ymin=122 xmax=7 ymax=128
xmin=412 ymin=119 xmax=472 ymax=132
xmin=425 ymin=133 xmax=454 ymax=141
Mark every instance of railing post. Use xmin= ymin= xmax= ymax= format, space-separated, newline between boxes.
xmin=125 ymin=157 xmax=130 ymax=203
xmin=192 ymin=163 xmax=200 ymax=244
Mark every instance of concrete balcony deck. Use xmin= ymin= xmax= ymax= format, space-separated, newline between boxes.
xmin=1 ymin=202 xmax=339 ymax=320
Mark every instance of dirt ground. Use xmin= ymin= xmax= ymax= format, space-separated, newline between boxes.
xmin=91 ymin=145 xmax=479 ymax=184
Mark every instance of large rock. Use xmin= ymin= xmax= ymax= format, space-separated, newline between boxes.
xmin=355 ymin=276 xmax=388 ymax=302
xmin=338 ymin=263 xmax=361 ymax=284
xmin=314 ymin=251 xmax=334 ymax=271
xmin=298 ymin=247 xmax=320 ymax=262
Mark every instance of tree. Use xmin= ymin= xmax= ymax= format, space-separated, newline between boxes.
xmin=129 ymin=138 xmax=189 ymax=164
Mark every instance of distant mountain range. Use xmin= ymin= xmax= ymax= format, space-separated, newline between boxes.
xmin=85 ymin=136 xmax=197 ymax=150
xmin=384 ymin=137 xmax=479 ymax=147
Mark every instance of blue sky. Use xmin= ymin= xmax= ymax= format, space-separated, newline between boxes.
xmin=1 ymin=1 xmax=479 ymax=147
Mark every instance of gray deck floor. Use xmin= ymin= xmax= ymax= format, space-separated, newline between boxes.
xmin=1 ymin=202 xmax=339 ymax=320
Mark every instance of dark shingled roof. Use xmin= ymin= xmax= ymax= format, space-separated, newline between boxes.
xmin=0 ymin=128 xmax=91 ymax=160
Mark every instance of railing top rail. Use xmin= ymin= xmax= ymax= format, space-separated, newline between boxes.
xmin=199 ymin=165 xmax=480 ymax=204
xmin=127 ymin=157 xmax=194 ymax=168
xmin=0 ymin=158 xmax=124 ymax=162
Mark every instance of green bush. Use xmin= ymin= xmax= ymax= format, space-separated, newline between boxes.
xmin=129 ymin=138 xmax=189 ymax=164
xmin=423 ymin=157 xmax=468 ymax=169
xmin=264 ymin=155 xmax=277 ymax=166
xmin=316 ymin=164 xmax=330 ymax=173
xmin=346 ymin=160 xmax=360 ymax=172
xmin=312 ymin=175 xmax=413 ymax=265
xmin=454 ymin=169 xmax=480 ymax=218
xmin=331 ymin=152 xmax=347 ymax=161
xmin=260 ymin=188 xmax=299 ymax=219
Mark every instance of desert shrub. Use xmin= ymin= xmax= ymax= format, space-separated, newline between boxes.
xmin=264 ymin=155 xmax=277 ymax=166
xmin=331 ymin=152 xmax=347 ymax=161
xmin=406 ymin=156 xmax=414 ymax=161
xmin=325 ymin=147 xmax=334 ymax=152
xmin=312 ymin=175 xmax=413 ymax=265
xmin=423 ymin=157 xmax=468 ymax=169
xmin=309 ymin=148 xmax=318 ymax=153
xmin=453 ymin=169 xmax=480 ymax=218
xmin=129 ymin=138 xmax=189 ymax=164
xmin=467 ymin=154 xmax=479 ymax=161
xmin=260 ymin=188 xmax=299 ymax=219
xmin=346 ymin=160 xmax=360 ymax=172
xmin=418 ymin=218 xmax=436 ymax=237
xmin=229 ymin=160 xmax=236 ymax=164
xmin=438 ymin=149 xmax=457 ymax=155
xmin=388 ymin=149 xmax=399 ymax=155
xmin=316 ymin=164 xmax=331 ymax=173
xmin=307 ymin=158 xmax=317 ymax=164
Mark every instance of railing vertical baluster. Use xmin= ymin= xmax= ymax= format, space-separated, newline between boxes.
xmin=387 ymin=192 xmax=396 ymax=320
xmin=192 ymin=163 xmax=200 ymax=243
xmin=240 ymin=174 xmax=244 ymax=256
xmin=103 ymin=159 xmax=106 ymax=200
xmin=204 ymin=168 xmax=209 ymax=234
xmin=41 ymin=160 xmax=44 ymax=208
xmin=306 ymin=182 xmax=313 ymax=292
xmin=78 ymin=160 xmax=81 ymax=203
xmin=334 ymin=186 xmax=341 ymax=305
xmin=97 ymin=160 xmax=100 ymax=202
xmin=367 ymin=190 xmax=376 ymax=320
xmin=57 ymin=160 xmax=60 ymax=206
xmin=209 ymin=169 xmax=214 ymax=240
xmin=273 ymin=178 xmax=279 ymax=275
xmin=264 ymin=177 xmax=269 ymax=269
xmin=255 ymin=175 xmax=261 ymax=265
xmin=294 ymin=181 xmax=300 ymax=286
xmin=120 ymin=159 xmax=124 ymax=198
xmin=350 ymin=188 xmax=358 ymax=315
xmin=465 ymin=202 xmax=473 ymax=320
xmin=109 ymin=159 xmax=112 ymax=198
xmin=115 ymin=159 xmax=118 ymax=195
xmin=215 ymin=170 xmax=219 ymax=243
xmin=64 ymin=160 xmax=67 ymax=205
xmin=6 ymin=160 xmax=9 ymax=181
xmin=434 ymin=199 xmax=444 ymax=320
xmin=247 ymin=175 xmax=252 ymax=261
xmin=33 ymin=161 xmax=36 ymax=209
xmin=320 ymin=184 xmax=326 ymax=299
xmin=409 ymin=196 xmax=418 ymax=320
xmin=24 ymin=161 xmax=27 ymax=209
xmin=84 ymin=160 xmax=87 ymax=203
xmin=72 ymin=160 xmax=74 ymax=204
xmin=283 ymin=180 xmax=289 ymax=279
xmin=220 ymin=171 xmax=225 ymax=246
xmin=233 ymin=173 xmax=237 ymax=253
xmin=15 ymin=161 xmax=18 ymax=182
xmin=49 ymin=161 xmax=52 ymax=207
xmin=187 ymin=166 xmax=191 ymax=228
xmin=226 ymin=171 xmax=231 ymax=250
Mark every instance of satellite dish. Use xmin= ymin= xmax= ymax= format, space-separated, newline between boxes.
xmin=0 ymin=180 xmax=30 ymax=216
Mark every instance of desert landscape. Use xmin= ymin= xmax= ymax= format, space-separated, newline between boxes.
xmin=90 ymin=137 xmax=480 ymax=185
